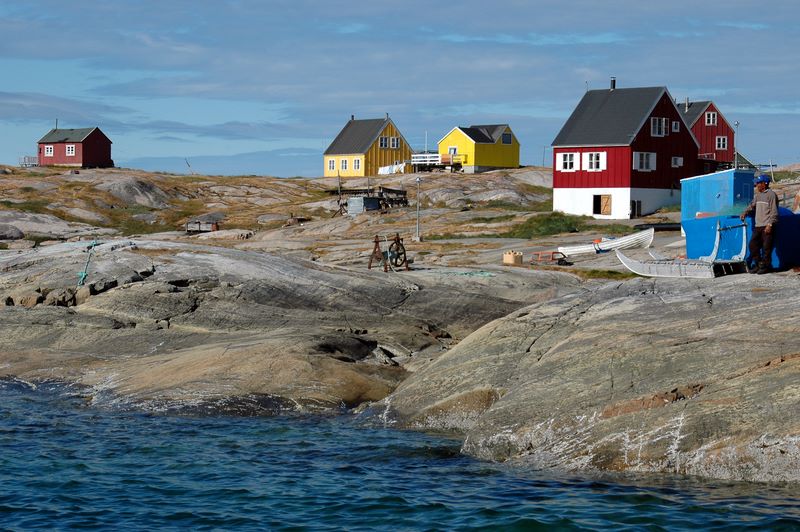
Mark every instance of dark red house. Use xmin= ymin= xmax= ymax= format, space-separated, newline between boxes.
xmin=37 ymin=127 xmax=113 ymax=168
xmin=680 ymin=99 xmax=735 ymax=173
xmin=551 ymin=81 xmax=699 ymax=219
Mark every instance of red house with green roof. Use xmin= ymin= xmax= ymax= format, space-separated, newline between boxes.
xmin=37 ymin=127 xmax=114 ymax=168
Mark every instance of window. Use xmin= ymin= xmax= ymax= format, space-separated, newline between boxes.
xmin=671 ymin=156 xmax=684 ymax=168
xmin=501 ymin=132 xmax=512 ymax=144
xmin=390 ymin=137 xmax=399 ymax=149
xmin=558 ymin=152 xmax=578 ymax=172
xmin=716 ymin=136 xmax=728 ymax=150
xmin=44 ymin=145 xmax=53 ymax=157
xmin=354 ymin=158 xmax=361 ymax=171
xmin=650 ymin=117 xmax=668 ymax=137
xmin=379 ymin=136 xmax=388 ymax=148
xmin=341 ymin=159 xmax=348 ymax=171
xmin=448 ymin=146 xmax=457 ymax=155
xmin=705 ymin=112 xmax=717 ymax=126
xmin=582 ymin=151 xmax=606 ymax=172
xmin=66 ymin=144 xmax=75 ymax=156
xmin=633 ymin=151 xmax=656 ymax=171
xmin=672 ymin=121 xmax=680 ymax=133
xmin=328 ymin=159 xmax=335 ymax=171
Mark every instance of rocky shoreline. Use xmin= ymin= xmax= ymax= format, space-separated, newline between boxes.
xmin=2 ymin=166 xmax=799 ymax=483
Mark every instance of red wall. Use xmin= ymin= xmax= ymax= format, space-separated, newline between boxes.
xmin=553 ymin=146 xmax=631 ymax=188
xmin=629 ymin=93 xmax=698 ymax=189
xmin=691 ymin=102 xmax=735 ymax=163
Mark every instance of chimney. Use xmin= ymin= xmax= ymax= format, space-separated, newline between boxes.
xmin=610 ymin=77 xmax=616 ymax=90
xmin=350 ymin=114 xmax=354 ymax=121
xmin=684 ymin=97 xmax=689 ymax=113
xmin=385 ymin=112 xmax=389 ymax=119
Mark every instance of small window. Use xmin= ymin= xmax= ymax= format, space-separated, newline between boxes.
xmin=328 ymin=159 xmax=335 ymax=171
xmin=448 ymin=146 xmax=457 ymax=155
xmin=671 ymin=156 xmax=684 ymax=168
xmin=379 ymin=136 xmax=388 ymax=149
xmin=582 ymin=151 xmax=606 ymax=172
xmin=633 ymin=151 xmax=656 ymax=171
xmin=559 ymin=152 xmax=578 ymax=172
xmin=650 ymin=117 xmax=668 ymax=137
xmin=341 ymin=159 xmax=348 ymax=171
xmin=501 ymin=132 xmax=512 ymax=144
xmin=66 ymin=145 xmax=75 ymax=156
xmin=716 ymin=136 xmax=728 ymax=150
xmin=672 ymin=121 xmax=680 ymax=132
xmin=354 ymin=158 xmax=361 ymax=170
xmin=44 ymin=145 xmax=54 ymax=157
xmin=390 ymin=137 xmax=399 ymax=149
xmin=705 ymin=112 xmax=717 ymax=126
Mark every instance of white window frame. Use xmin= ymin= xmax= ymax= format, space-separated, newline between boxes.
xmin=671 ymin=156 xmax=684 ymax=168
xmin=705 ymin=112 xmax=717 ymax=126
xmin=353 ymin=158 xmax=361 ymax=171
xmin=650 ymin=117 xmax=668 ymax=137
xmin=390 ymin=137 xmax=399 ymax=149
xmin=558 ymin=152 xmax=578 ymax=172
xmin=379 ymin=136 xmax=388 ymax=149
xmin=65 ymin=144 xmax=76 ymax=156
xmin=581 ymin=151 xmax=607 ymax=172
xmin=633 ymin=151 xmax=656 ymax=172
xmin=448 ymin=146 xmax=457 ymax=155
xmin=672 ymin=121 xmax=680 ymax=133
xmin=44 ymin=145 xmax=54 ymax=157
xmin=328 ymin=159 xmax=335 ymax=171
xmin=341 ymin=159 xmax=348 ymax=171
xmin=716 ymin=136 xmax=728 ymax=150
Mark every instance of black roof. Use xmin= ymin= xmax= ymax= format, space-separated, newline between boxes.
xmin=460 ymin=124 xmax=509 ymax=143
xmin=681 ymin=100 xmax=711 ymax=127
xmin=552 ymin=87 xmax=667 ymax=147
xmin=324 ymin=117 xmax=390 ymax=155
xmin=38 ymin=127 xmax=107 ymax=144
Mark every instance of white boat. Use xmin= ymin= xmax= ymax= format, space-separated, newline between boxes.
xmin=557 ymin=228 xmax=654 ymax=257
xmin=615 ymin=249 xmax=746 ymax=279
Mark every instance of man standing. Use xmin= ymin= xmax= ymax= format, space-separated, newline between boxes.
xmin=740 ymin=174 xmax=779 ymax=274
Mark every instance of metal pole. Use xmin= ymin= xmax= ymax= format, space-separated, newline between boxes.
xmin=414 ymin=176 xmax=421 ymax=242
xmin=734 ymin=121 xmax=739 ymax=169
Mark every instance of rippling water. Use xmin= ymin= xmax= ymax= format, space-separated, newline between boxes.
xmin=1 ymin=379 xmax=799 ymax=530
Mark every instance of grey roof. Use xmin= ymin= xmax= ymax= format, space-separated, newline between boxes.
xmin=552 ymin=87 xmax=667 ymax=147
xmin=680 ymin=100 xmax=711 ymax=127
xmin=324 ymin=118 xmax=389 ymax=155
xmin=460 ymin=124 xmax=509 ymax=143
xmin=38 ymin=127 xmax=103 ymax=144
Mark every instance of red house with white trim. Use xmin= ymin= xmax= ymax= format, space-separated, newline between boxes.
xmin=37 ymin=127 xmax=113 ymax=168
xmin=551 ymin=81 xmax=699 ymax=219
xmin=680 ymin=99 xmax=736 ymax=174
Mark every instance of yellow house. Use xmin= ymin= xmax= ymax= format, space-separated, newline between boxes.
xmin=437 ymin=124 xmax=520 ymax=173
xmin=323 ymin=114 xmax=413 ymax=177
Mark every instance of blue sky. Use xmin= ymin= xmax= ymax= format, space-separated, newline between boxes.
xmin=1 ymin=1 xmax=798 ymax=176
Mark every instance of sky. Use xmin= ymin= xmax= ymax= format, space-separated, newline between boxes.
xmin=0 ymin=0 xmax=798 ymax=177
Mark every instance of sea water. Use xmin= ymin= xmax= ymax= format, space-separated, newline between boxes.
xmin=1 ymin=379 xmax=799 ymax=530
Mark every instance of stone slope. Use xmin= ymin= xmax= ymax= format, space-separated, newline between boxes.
xmin=378 ymin=273 xmax=800 ymax=482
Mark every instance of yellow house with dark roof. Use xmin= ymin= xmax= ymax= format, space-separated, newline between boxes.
xmin=437 ymin=124 xmax=519 ymax=173
xmin=323 ymin=114 xmax=413 ymax=177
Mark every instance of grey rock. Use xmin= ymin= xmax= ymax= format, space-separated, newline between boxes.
xmin=379 ymin=275 xmax=800 ymax=483
xmin=0 ymin=223 xmax=24 ymax=240
xmin=96 ymin=178 xmax=170 ymax=209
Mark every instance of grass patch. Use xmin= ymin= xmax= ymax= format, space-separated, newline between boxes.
xmin=587 ymin=223 xmax=637 ymax=235
xmin=0 ymin=243 xmax=7 ymax=250
xmin=772 ymin=170 xmax=800 ymax=182
xmin=469 ymin=214 xmax=516 ymax=224
xmin=500 ymin=212 xmax=591 ymax=238
xmin=0 ymin=199 xmax=51 ymax=214
xmin=656 ymin=204 xmax=682 ymax=213
xmin=572 ymin=269 xmax=639 ymax=280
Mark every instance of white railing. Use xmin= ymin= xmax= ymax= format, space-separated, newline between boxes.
xmin=411 ymin=153 xmax=441 ymax=165
xmin=19 ymin=156 xmax=38 ymax=167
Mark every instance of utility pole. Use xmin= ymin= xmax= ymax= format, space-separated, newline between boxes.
xmin=734 ymin=121 xmax=740 ymax=169
xmin=413 ymin=176 xmax=422 ymax=242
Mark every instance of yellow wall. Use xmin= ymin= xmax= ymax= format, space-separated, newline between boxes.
xmin=437 ymin=126 xmax=520 ymax=170
xmin=437 ymin=128 xmax=474 ymax=165
xmin=324 ymin=154 xmax=365 ymax=177
xmin=323 ymin=121 xmax=413 ymax=177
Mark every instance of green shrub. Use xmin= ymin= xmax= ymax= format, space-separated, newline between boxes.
xmin=501 ymin=212 xmax=590 ymax=238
